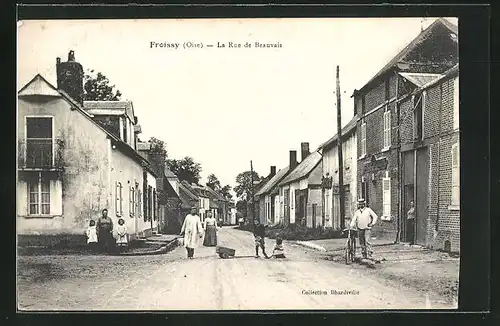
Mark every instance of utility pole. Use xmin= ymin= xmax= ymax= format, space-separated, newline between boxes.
xmin=336 ymin=66 xmax=346 ymax=230
xmin=250 ymin=160 xmax=256 ymax=232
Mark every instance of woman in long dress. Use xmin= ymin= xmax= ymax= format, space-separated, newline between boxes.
xmin=203 ymin=211 xmax=218 ymax=247
xmin=180 ymin=207 xmax=203 ymax=259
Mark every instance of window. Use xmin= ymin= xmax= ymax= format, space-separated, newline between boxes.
xmin=383 ymin=108 xmax=391 ymax=149
xmin=360 ymin=122 xmax=367 ymax=157
xmin=129 ymin=187 xmax=135 ymax=217
xmin=115 ymin=182 xmax=123 ymax=216
xmin=361 ymin=176 xmax=369 ymax=206
xmin=122 ymin=117 xmax=128 ymax=143
xmin=453 ymin=77 xmax=459 ymax=130
xmin=25 ymin=117 xmax=53 ymax=167
xmin=413 ymin=92 xmax=424 ymax=141
xmin=28 ymin=173 xmax=50 ymax=215
xmin=451 ymin=143 xmax=460 ymax=208
xmin=382 ymin=172 xmax=391 ymax=220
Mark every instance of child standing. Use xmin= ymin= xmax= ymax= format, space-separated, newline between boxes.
xmin=115 ymin=218 xmax=128 ymax=252
xmin=272 ymin=237 xmax=286 ymax=259
xmin=253 ymin=220 xmax=269 ymax=258
xmin=86 ymin=220 xmax=98 ymax=252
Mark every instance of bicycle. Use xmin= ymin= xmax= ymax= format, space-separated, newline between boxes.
xmin=343 ymin=228 xmax=357 ymax=265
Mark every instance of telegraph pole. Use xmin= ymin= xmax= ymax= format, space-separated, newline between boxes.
xmin=336 ymin=66 xmax=346 ymax=230
xmin=250 ymin=160 xmax=256 ymax=232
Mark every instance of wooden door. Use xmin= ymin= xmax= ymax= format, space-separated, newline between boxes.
xmin=415 ymin=147 xmax=429 ymax=245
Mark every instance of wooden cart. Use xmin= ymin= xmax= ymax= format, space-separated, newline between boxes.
xmin=216 ymin=246 xmax=235 ymax=259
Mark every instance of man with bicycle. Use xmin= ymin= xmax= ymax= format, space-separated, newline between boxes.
xmin=349 ymin=199 xmax=378 ymax=259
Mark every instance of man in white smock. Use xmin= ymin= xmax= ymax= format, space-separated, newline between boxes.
xmin=350 ymin=198 xmax=378 ymax=259
xmin=180 ymin=207 xmax=204 ymax=259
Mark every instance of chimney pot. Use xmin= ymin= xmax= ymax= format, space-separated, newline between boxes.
xmin=270 ymin=166 xmax=276 ymax=177
xmin=56 ymin=57 xmax=61 ymax=64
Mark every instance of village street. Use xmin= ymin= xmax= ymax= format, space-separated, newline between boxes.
xmin=17 ymin=227 xmax=455 ymax=311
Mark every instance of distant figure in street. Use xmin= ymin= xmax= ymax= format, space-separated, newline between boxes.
xmin=180 ymin=207 xmax=203 ymax=259
xmin=115 ymin=218 xmax=128 ymax=252
xmin=406 ymin=200 xmax=416 ymax=245
xmin=203 ymin=211 xmax=218 ymax=247
xmin=271 ymin=237 xmax=286 ymax=259
xmin=97 ymin=209 xmax=114 ymax=253
xmin=253 ymin=220 xmax=269 ymax=258
xmin=85 ymin=220 xmax=98 ymax=253
xmin=350 ymin=199 xmax=378 ymax=259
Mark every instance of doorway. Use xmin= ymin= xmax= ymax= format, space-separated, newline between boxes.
xmin=415 ymin=147 xmax=429 ymax=246
xmin=403 ymin=184 xmax=415 ymax=242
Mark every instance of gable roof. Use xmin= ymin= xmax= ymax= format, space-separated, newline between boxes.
xmin=353 ymin=18 xmax=458 ymax=96
xmin=18 ymin=73 xmax=154 ymax=175
xmin=18 ymin=74 xmax=61 ymax=97
xmin=398 ymin=72 xmax=442 ymax=88
xmin=204 ymin=186 xmax=228 ymax=202
xmin=319 ymin=116 xmax=358 ymax=150
xmin=279 ymin=151 xmax=322 ymax=186
xmin=255 ymin=166 xmax=290 ymax=196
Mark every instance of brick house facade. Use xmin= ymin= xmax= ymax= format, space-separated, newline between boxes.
xmin=353 ymin=18 xmax=458 ymax=242
xmin=399 ymin=64 xmax=460 ymax=252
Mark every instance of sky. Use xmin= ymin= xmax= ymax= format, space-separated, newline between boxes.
xmin=17 ymin=17 xmax=457 ymax=195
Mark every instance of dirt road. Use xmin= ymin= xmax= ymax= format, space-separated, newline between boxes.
xmin=17 ymin=227 xmax=454 ymax=310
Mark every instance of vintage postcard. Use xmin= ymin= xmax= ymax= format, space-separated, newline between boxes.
xmin=17 ymin=17 xmax=460 ymax=311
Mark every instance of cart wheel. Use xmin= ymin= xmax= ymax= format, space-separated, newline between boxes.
xmin=219 ymin=253 xmax=224 ymax=258
xmin=222 ymin=253 xmax=229 ymax=259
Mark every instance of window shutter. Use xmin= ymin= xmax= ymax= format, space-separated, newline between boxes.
xmin=115 ymin=182 xmax=120 ymax=216
xmin=383 ymin=177 xmax=391 ymax=217
xmin=50 ymin=179 xmax=63 ymax=216
xmin=119 ymin=183 xmax=123 ymax=216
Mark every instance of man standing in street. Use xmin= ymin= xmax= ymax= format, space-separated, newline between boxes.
xmin=180 ymin=207 xmax=203 ymax=259
xmin=350 ymin=199 xmax=378 ymax=259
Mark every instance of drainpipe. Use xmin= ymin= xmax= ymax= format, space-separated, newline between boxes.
xmin=436 ymin=83 xmax=442 ymax=234
xmin=395 ymin=71 xmax=401 ymax=244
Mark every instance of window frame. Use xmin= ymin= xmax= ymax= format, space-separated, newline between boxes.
xmin=28 ymin=172 xmax=51 ymax=216
xmin=24 ymin=116 xmax=55 ymax=168
xmin=360 ymin=122 xmax=367 ymax=157
xmin=383 ymin=107 xmax=392 ymax=150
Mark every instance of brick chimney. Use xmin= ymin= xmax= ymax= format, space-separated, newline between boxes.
xmin=56 ymin=50 xmax=84 ymax=105
xmin=270 ymin=166 xmax=276 ymax=178
xmin=301 ymin=142 xmax=310 ymax=161
xmin=289 ymin=150 xmax=298 ymax=170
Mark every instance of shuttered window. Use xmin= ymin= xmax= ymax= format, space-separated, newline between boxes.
xmin=137 ymin=189 xmax=142 ymax=218
xmin=115 ymin=182 xmax=123 ymax=217
xmin=130 ymin=187 xmax=135 ymax=217
xmin=382 ymin=173 xmax=391 ymax=220
xmin=451 ymin=143 xmax=460 ymax=207
xmin=360 ymin=122 xmax=367 ymax=157
xmin=383 ymin=108 xmax=391 ymax=149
